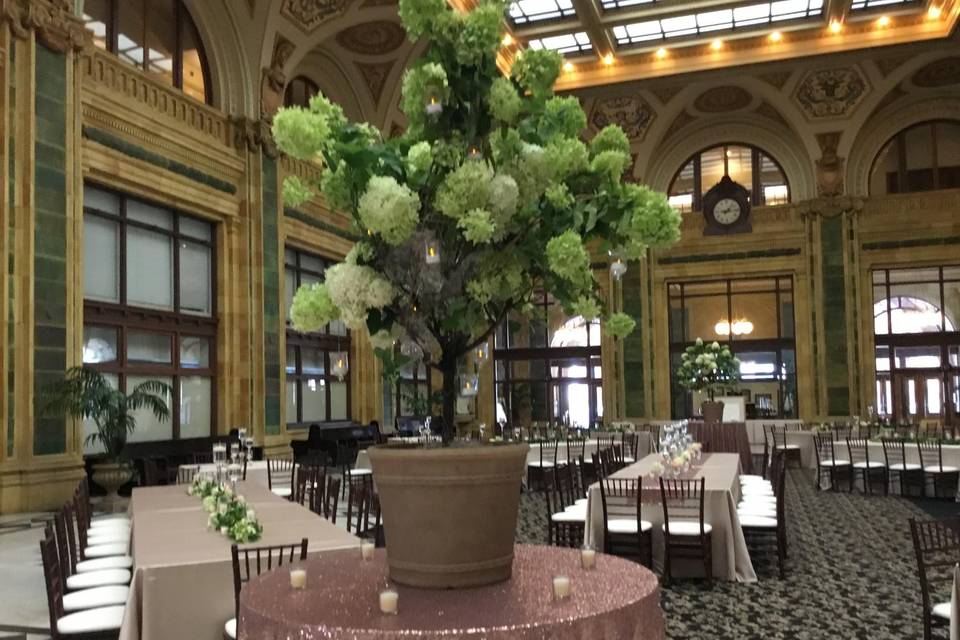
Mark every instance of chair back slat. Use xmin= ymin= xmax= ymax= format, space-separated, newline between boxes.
xmin=267 ymin=454 xmax=296 ymax=490
xmin=910 ymin=518 xmax=960 ymax=622
xmin=53 ymin=508 xmax=74 ymax=578
xmin=917 ymin=440 xmax=946 ymax=471
xmin=323 ymin=476 xmax=341 ymax=523
xmin=846 ymin=438 xmax=870 ymax=465
xmin=40 ymin=527 xmax=66 ymax=639
xmin=177 ymin=464 xmax=200 ymax=485
xmin=294 ymin=463 xmax=324 ymax=507
xmin=231 ymin=538 xmax=308 ymax=622
xmin=659 ymin=477 xmax=707 ymax=536
xmin=881 ymin=438 xmax=907 ymax=467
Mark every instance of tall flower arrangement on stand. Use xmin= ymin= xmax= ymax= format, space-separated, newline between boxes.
xmin=675 ymin=338 xmax=741 ymax=401
xmin=274 ymin=0 xmax=682 ymax=442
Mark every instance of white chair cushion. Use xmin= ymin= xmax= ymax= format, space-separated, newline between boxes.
xmin=738 ymin=504 xmax=777 ymax=516
xmin=90 ymin=514 xmax=130 ymax=527
xmin=84 ymin=542 xmax=129 ymax=558
xmin=225 ymin=617 xmax=237 ymax=638
xmin=739 ymin=496 xmax=777 ymax=507
xmin=76 ymin=555 xmax=133 ymax=573
xmin=347 ymin=468 xmax=373 ymax=476
xmin=527 ymin=461 xmax=555 ymax=468
xmin=741 ymin=486 xmax=774 ymax=497
xmin=739 ymin=475 xmax=766 ymax=483
xmin=888 ymin=463 xmax=922 ymax=471
xmin=87 ymin=532 xmax=129 ymax=546
xmin=574 ymin=498 xmax=588 ymax=507
xmin=270 ymin=487 xmax=292 ymax=497
xmin=57 ymin=605 xmax=125 ymax=635
xmin=86 ymin=524 xmax=130 ymax=538
xmin=551 ymin=510 xmax=585 ymax=523
xmin=852 ymin=461 xmax=885 ymax=469
xmin=66 ymin=569 xmax=131 ymax=590
xmin=663 ymin=520 xmax=712 ymax=536
xmin=740 ymin=514 xmax=778 ymax=528
xmin=932 ymin=601 xmax=951 ymax=620
xmin=926 ymin=465 xmax=959 ymax=473
xmin=62 ymin=585 xmax=130 ymax=612
xmin=622 ymin=457 xmax=636 ymax=464
xmin=88 ymin=520 xmax=130 ymax=532
xmin=821 ymin=459 xmax=850 ymax=466
xmin=776 ymin=444 xmax=801 ymax=450
xmin=607 ymin=518 xmax=653 ymax=534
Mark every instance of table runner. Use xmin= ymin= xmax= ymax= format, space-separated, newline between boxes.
xmin=687 ymin=422 xmax=753 ymax=474
xmin=584 ymin=453 xmax=757 ymax=582
xmin=239 ymin=545 xmax=664 ymax=639
xmin=119 ymin=482 xmax=359 ymax=640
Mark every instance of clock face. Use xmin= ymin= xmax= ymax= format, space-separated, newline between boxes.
xmin=713 ymin=198 xmax=742 ymax=225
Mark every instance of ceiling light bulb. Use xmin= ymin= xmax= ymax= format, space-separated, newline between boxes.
xmin=927 ymin=5 xmax=942 ymax=18
xmin=603 ymin=53 xmax=615 ymax=65
xmin=710 ymin=39 xmax=723 ymax=50
xmin=655 ymin=47 xmax=668 ymax=58
xmin=563 ymin=61 xmax=575 ymax=72
xmin=829 ymin=20 xmax=842 ymax=33
xmin=769 ymin=31 xmax=782 ymax=41
xmin=877 ymin=15 xmax=890 ymax=26
xmin=501 ymin=33 xmax=513 ymax=46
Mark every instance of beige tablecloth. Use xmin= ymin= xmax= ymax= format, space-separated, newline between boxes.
xmin=119 ymin=482 xmax=359 ymax=640
xmin=584 ymin=453 xmax=757 ymax=582
xmin=197 ymin=460 xmax=272 ymax=488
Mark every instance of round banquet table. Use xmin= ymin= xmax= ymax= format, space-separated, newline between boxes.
xmin=238 ymin=544 xmax=664 ymax=640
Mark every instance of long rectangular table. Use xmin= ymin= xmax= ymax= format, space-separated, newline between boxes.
xmin=584 ymin=453 xmax=757 ymax=582
xmin=119 ymin=482 xmax=359 ymax=640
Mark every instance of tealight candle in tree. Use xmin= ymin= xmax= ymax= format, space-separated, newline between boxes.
xmin=379 ymin=589 xmax=399 ymax=614
xmin=361 ymin=541 xmax=375 ymax=560
xmin=424 ymin=239 xmax=440 ymax=265
xmin=467 ymin=146 xmax=482 ymax=160
xmin=290 ymin=569 xmax=307 ymax=589
xmin=580 ymin=546 xmax=596 ymax=569
xmin=553 ymin=575 xmax=571 ymax=600
xmin=425 ymin=95 xmax=442 ymax=116
xmin=474 ymin=342 xmax=488 ymax=364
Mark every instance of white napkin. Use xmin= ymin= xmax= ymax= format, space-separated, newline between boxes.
xmin=951 ymin=563 xmax=960 ymax=640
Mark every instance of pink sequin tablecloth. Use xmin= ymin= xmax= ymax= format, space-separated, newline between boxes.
xmin=238 ymin=544 xmax=664 ymax=640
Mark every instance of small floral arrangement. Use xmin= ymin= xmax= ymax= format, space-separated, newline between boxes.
xmin=675 ymin=338 xmax=741 ymax=401
xmin=648 ymin=461 xmax=664 ymax=477
xmin=188 ymin=477 xmax=263 ymax=543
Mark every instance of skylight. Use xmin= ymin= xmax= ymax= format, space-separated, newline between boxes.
xmin=509 ymin=0 xmax=577 ymax=25
xmin=528 ymin=31 xmax=594 ymax=54
xmin=612 ymin=0 xmax=823 ymax=45
xmin=601 ymin=0 xmax=656 ymax=11
xmin=850 ymin=0 xmax=914 ymax=9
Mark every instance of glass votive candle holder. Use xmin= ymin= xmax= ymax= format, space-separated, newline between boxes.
xmin=379 ymin=589 xmax=399 ymax=614
xmin=361 ymin=541 xmax=375 ymax=560
xmin=552 ymin=575 xmax=571 ymax=600
xmin=580 ymin=546 xmax=596 ymax=570
xmin=290 ymin=569 xmax=307 ymax=589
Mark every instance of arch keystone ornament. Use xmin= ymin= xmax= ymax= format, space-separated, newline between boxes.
xmin=795 ymin=66 xmax=869 ymax=120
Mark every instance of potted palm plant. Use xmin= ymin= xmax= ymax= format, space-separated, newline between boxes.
xmin=273 ymin=0 xmax=681 ymax=588
xmin=675 ymin=338 xmax=741 ymax=423
xmin=39 ymin=367 xmax=171 ymax=510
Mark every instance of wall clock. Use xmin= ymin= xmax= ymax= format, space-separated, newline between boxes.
xmin=702 ymin=175 xmax=752 ymax=235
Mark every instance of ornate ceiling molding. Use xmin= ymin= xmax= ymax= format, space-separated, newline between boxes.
xmin=1 ymin=0 xmax=91 ymax=53
xmin=912 ymin=57 xmax=960 ymax=88
xmin=335 ymin=20 xmax=406 ymax=56
xmin=692 ymin=85 xmax=752 ymax=114
xmin=589 ymin=95 xmax=654 ymax=140
xmin=281 ymin=0 xmax=352 ymax=34
xmin=794 ymin=66 xmax=869 ymax=121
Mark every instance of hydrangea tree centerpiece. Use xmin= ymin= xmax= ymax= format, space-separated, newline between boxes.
xmin=675 ymin=338 xmax=741 ymax=421
xmin=274 ymin=0 xmax=681 ymax=443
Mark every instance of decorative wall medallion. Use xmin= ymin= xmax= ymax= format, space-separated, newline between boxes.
xmin=795 ymin=67 xmax=868 ymax=119
xmin=912 ymin=57 xmax=960 ymax=88
xmin=589 ymin=95 xmax=654 ymax=140
xmin=336 ymin=21 xmax=406 ymax=56
xmin=281 ymin=0 xmax=351 ymax=33
xmin=693 ymin=85 xmax=752 ymax=113
xmin=356 ymin=61 xmax=394 ymax=104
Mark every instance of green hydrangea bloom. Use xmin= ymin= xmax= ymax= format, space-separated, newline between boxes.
xmin=271 ymin=107 xmax=329 ymax=161
xmin=435 ymin=161 xmax=494 ymax=219
xmin=467 ymin=254 xmax=527 ymax=304
xmin=544 ymin=138 xmax=589 ymax=180
xmin=488 ymin=173 xmax=519 ymax=231
xmin=406 ymin=141 xmax=433 ymax=186
xmin=290 ymin=283 xmax=340 ymax=333
xmin=623 ymin=238 xmax=648 ymax=260
xmin=358 ymin=176 xmax=421 ymax=245
xmin=546 ymin=230 xmax=592 ymax=290
xmin=490 ymin=128 xmax=523 ymax=166
xmin=511 ymin=49 xmax=562 ymax=100
xmin=590 ymin=150 xmax=631 ymax=182
xmin=538 ymin=96 xmax=586 ymax=142
xmin=320 ymin=164 xmax=353 ymax=212
xmin=282 ymin=175 xmax=314 ymax=207
xmin=488 ymin=77 xmax=522 ymax=124
xmin=457 ymin=208 xmax=496 ymax=244
xmin=398 ymin=0 xmax=450 ymax=39
xmin=620 ymin=184 xmax=682 ymax=248
xmin=605 ymin=312 xmax=636 ymax=338
xmin=504 ymin=143 xmax=553 ymax=208
xmin=590 ymin=124 xmax=631 ymax=157
xmin=400 ymin=63 xmax=449 ymax=130
xmin=544 ymin=183 xmax=574 ymax=209
xmin=307 ymin=93 xmax=346 ymax=132
xmin=570 ymin=295 xmax=601 ymax=321
xmin=456 ymin=0 xmax=503 ymax=66
xmin=432 ymin=139 xmax=465 ymax=170
xmin=345 ymin=241 xmax=375 ymax=265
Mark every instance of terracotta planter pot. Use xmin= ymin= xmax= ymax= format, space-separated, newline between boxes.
xmin=368 ymin=443 xmax=529 ymax=589
xmin=90 ymin=462 xmax=133 ymax=513
xmin=701 ymin=400 xmax=725 ymax=424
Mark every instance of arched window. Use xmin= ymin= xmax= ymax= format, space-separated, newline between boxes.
xmin=284 ymin=76 xmax=320 ymax=109
xmin=82 ymin=0 xmax=212 ymax=105
xmin=668 ymin=143 xmax=790 ymax=214
xmin=869 ymin=120 xmax=960 ymax=195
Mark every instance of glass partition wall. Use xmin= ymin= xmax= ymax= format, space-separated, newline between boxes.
xmin=873 ymin=266 xmax=960 ymax=424
xmin=668 ymin=276 xmax=797 ymax=419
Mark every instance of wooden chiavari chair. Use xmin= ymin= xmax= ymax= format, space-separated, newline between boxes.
xmin=881 ymin=438 xmax=923 ymax=495
xmin=740 ymin=452 xmax=787 ymax=579
xmin=527 ymin=439 xmax=558 ymax=490
xmin=319 ymin=476 xmax=341 ymax=523
xmin=847 ymin=437 xmax=887 ymax=494
xmin=771 ymin=425 xmax=802 ymax=468
xmin=659 ymin=476 xmax=712 ymax=583
xmin=813 ymin=432 xmax=850 ymax=491
xmin=53 ymin=508 xmax=130 ymax=591
xmin=228 ymin=539 xmax=308 ymax=639
xmin=917 ymin=440 xmax=960 ymax=498
xmin=176 ymin=464 xmax=200 ymax=485
xmin=599 ymin=476 xmax=653 ymax=567
xmin=544 ymin=469 xmax=584 ymax=548
xmin=293 ymin=463 xmax=324 ymax=507
xmin=266 ymin=454 xmax=295 ymax=499
xmin=909 ymin=518 xmax=960 ymax=640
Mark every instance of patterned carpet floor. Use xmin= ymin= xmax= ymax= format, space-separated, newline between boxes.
xmin=515 ymin=467 xmax=960 ymax=640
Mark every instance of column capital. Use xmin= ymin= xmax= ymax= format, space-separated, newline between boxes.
xmin=794 ymin=195 xmax=865 ymax=221
xmin=229 ymin=116 xmax=278 ymax=158
xmin=2 ymin=0 xmax=91 ymax=53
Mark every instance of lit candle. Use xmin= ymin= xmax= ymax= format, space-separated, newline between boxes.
xmin=468 ymin=146 xmax=482 ymax=160
xmin=425 ymin=240 xmax=440 ymax=265
xmin=290 ymin=569 xmax=307 ymax=589
xmin=553 ymin=575 xmax=571 ymax=599
xmin=379 ymin=589 xmax=399 ymax=614
xmin=426 ymin=96 xmax=442 ymax=116
xmin=580 ymin=547 xmax=596 ymax=569
xmin=361 ymin=541 xmax=375 ymax=560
